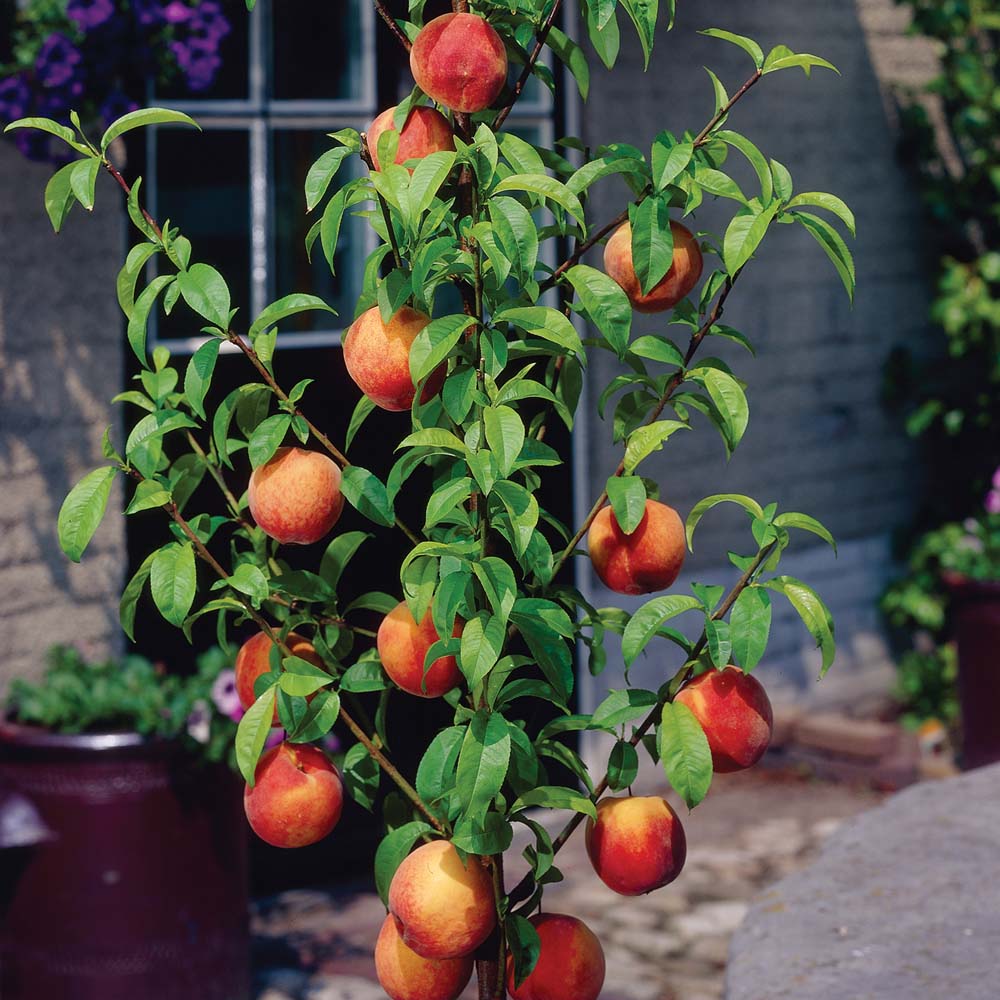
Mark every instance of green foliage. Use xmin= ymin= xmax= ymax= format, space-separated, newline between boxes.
xmin=10 ymin=5 xmax=853 ymax=968
xmin=882 ymin=2 xmax=1000 ymax=721
xmin=6 ymin=645 xmax=239 ymax=766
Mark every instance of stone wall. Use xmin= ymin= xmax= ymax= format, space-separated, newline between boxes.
xmin=0 ymin=143 xmax=125 ymax=691
xmin=574 ymin=0 xmax=938 ymax=716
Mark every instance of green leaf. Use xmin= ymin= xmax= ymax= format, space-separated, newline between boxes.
xmin=248 ymin=293 xmax=335 ymax=341
xmin=705 ymin=618 xmax=732 ymax=668
xmin=451 ymin=813 xmax=514 ymax=854
xmin=341 ymin=658 xmax=389 ymax=692
xmin=622 ymin=595 xmax=703 ymax=667
xmin=128 ymin=275 xmax=175 ymax=364
xmin=652 ymin=139 xmax=694 ymax=192
xmin=484 ymin=406 xmax=525 ymax=478
xmin=693 ymin=368 xmax=749 ymax=453
xmin=4 ymin=116 xmax=91 ymax=155
xmin=248 ymin=413 xmax=292 ymax=468
xmin=623 ymin=419 xmax=689 ymax=474
xmin=341 ymin=466 xmax=395 ymax=527
xmin=685 ymin=493 xmax=764 ymax=550
xmin=773 ymin=511 xmax=837 ymax=553
xmin=409 ymin=315 xmax=475 ymax=384
xmin=43 ymin=161 xmax=78 ymax=233
xmin=584 ymin=0 xmax=620 ymax=68
xmin=125 ymin=410 xmax=198 ymax=477
xmin=125 ymin=478 xmax=170 ymax=515
xmin=763 ymin=47 xmax=839 ymax=77
xmin=632 ymin=196 xmax=676 ymax=298
xmin=607 ymin=740 xmax=640 ymax=790
xmin=150 ymin=541 xmax=197 ymax=627
xmin=506 ymin=914 xmax=541 ymax=988
xmin=409 ymin=150 xmax=457 ymax=217
xmin=120 ymin=551 xmax=155 ymax=641
xmin=425 ymin=477 xmax=474 ymax=531
xmin=320 ymin=531 xmax=371 ymax=589
xmin=338 ymin=738 xmax=379 ymax=809
xmin=564 ymin=265 xmax=631 ymax=358
xmin=101 ymin=108 xmax=200 ymax=152
xmin=497 ymin=305 xmax=584 ymax=357
xmin=345 ymin=394 xmax=376 ymax=453
xmin=235 ymin=686 xmax=277 ymax=785
xmin=590 ymin=688 xmax=658 ymax=730
xmin=177 ymin=263 xmax=231 ymax=329
xmin=398 ymin=428 xmax=469 ymax=455
xmin=304 ymin=146 xmax=353 ymax=212
xmin=224 ymin=563 xmax=270 ymax=605
xmin=723 ymin=203 xmax=779 ymax=276
xmin=730 ymin=586 xmax=772 ymax=671
xmin=459 ymin=614 xmax=506 ymax=689
xmin=183 ymin=338 xmax=221 ymax=420
xmin=791 ymin=210 xmax=856 ymax=302
xmin=455 ymin=710 xmax=511 ymax=812
xmin=699 ymin=28 xmax=764 ymax=68
xmin=606 ymin=475 xmax=647 ymax=535
xmin=493 ymin=174 xmax=586 ymax=225
xmin=509 ymin=785 xmax=597 ymax=820
xmin=785 ymin=192 xmax=855 ymax=236
xmin=765 ymin=576 xmax=836 ymax=676
xmin=489 ymin=197 xmax=539 ymax=286
xmin=416 ymin=726 xmax=466 ymax=802
xmin=57 ymin=466 xmax=117 ymax=562
xmin=374 ymin=823 xmax=434 ymax=906
xmin=619 ymin=0 xmax=658 ymax=68
xmin=693 ymin=166 xmax=748 ymax=205
xmin=658 ymin=700 xmax=713 ymax=809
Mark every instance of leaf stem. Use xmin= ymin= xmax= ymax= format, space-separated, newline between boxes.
xmin=373 ymin=0 xmax=412 ymax=53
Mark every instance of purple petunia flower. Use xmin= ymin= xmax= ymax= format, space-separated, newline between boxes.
xmin=211 ymin=669 xmax=243 ymax=721
xmin=187 ymin=699 xmax=212 ymax=744
xmin=100 ymin=90 xmax=139 ymax=126
xmin=35 ymin=34 xmax=84 ymax=90
xmin=985 ymin=490 xmax=1000 ymax=515
xmin=170 ymin=39 xmax=221 ymax=91
xmin=264 ymin=728 xmax=285 ymax=750
xmin=162 ymin=1 xmax=192 ymax=24
xmin=992 ymin=466 xmax=1000 ymax=492
xmin=12 ymin=130 xmax=50 ymax=162
xmin=67 ymin=0 xmax=116 ymax=30
xmin=0 ymin=75 xmax=31 ymax=123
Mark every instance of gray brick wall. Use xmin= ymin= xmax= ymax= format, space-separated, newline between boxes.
xmin=574 ymin=0 xmax=935 ymax=712
xmin=0 ymin=143 xmax=125 ymax=691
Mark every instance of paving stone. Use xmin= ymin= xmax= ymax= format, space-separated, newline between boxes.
xmin=612 ymin=926 xmax=685 ymax=959
xmin=726 ymin=763 xmax=1000 ymax=1000
xmin=675 ymin=902 xmax=749 ymax=940
xmin=304 ymin=976 xmax=386 ymax=1000
xmin=792 ymin=713 xmax=900 ymax=761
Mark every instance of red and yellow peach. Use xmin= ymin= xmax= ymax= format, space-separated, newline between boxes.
xmin=506 ymin=913 xmax=605 ymax=1000
xmin=377 ymin=601 xmax=463 ymax=698
xmin=374 ymin=913 xmax=474 ymax=1000
xmin=367 ymin=105 xmax=455 ymax=172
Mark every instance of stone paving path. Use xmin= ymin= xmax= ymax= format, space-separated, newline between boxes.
xmin=252 ymin=770 xmax=883 ymax=1000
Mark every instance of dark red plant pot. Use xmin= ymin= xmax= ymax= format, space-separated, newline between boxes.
xmin=943 ymin=573 xmax=1000 ymax=770
xmin=0 ymin=724 xmax=250 ymax=1000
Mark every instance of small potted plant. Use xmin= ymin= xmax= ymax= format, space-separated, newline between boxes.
xmin=883 ymin=469 xmax=1000 ymax=769
xmin=0 ymin=644 xmax=251 ymax=1000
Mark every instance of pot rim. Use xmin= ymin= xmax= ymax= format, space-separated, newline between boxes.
xmin=0 ymin=720 xmax=168 ymax=752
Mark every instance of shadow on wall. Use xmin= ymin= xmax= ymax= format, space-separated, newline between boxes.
xmin=0 ymin=144 xmax=125 ymax=689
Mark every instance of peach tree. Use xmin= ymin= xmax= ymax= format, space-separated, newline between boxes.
xmin=6 ymin=0 xmax=854 ymax=997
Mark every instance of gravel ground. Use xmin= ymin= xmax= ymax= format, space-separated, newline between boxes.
xmin=251 ymin=769 xmax=884 ymax=1000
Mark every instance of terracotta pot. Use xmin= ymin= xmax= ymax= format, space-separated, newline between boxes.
xmin=0 ymin=723 xmax=249 ymax=999
xmin=943 ymin=573 xmax=1000 ymax=770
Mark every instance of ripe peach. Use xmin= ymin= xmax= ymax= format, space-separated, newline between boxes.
xmin=377 ymin=601 xmax=463 ymax=698
xmin=585 ymin=796 xmax=686 ymax=896
xmin=235 ymin=630 xmax=324 ymax=723
xmin=388 ymin=840 xmax=496 ymax=960
xmin=675 ymin=665 xmax=774 ymax=773
xmin=603 ymin=220 xmax=704 ymax=313
xmin=375 ymin=913 xmax=473 ymax=1000
xmin=410 ymin=12 xmax=508 ymax=114
xmin=342 ymin=305 xmax=444 ymax=411
xmin=243 ymin=742 xmax=343 ymax=848
xmin=367 ymin=105 xmax=455 ymax=172
xmin=587 ymin=499 xmax=686 ymax=595
xmin=248 ymin=447 xmax=344 ymax=545
xmin=506 ymin=913 xmax=605 ymax=1000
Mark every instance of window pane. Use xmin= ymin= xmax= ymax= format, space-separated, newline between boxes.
xmin=155 ymin=129 xmax=251 ymax=339
xmin=273 ymin=129 xmax=365 ymax=329
xmin=272 ymin=0 xmax=368 ymax=102
xmin=153 ymin=0 xmax=250 ymax=101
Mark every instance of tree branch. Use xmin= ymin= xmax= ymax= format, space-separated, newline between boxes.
xmin=373 ymin=0 xmax=412 ymax=52
xmin=493 ymin=0 xmax=565 ymax=130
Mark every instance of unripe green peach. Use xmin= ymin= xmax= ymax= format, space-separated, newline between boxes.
xmin=243 ymin=742 xmax=343 ymax=848
xmin=248 ymin=447 xmax=344 ymax=545
xmin=410 ymin=12 xmax=508 ymax=114
xmin=603 ymin=220 xmax=704 ymax=313
xmin=377 ymin=601 xmax=463 ymax=698
xmin=675 ymin=665 xmax=774 ymax=772
xmin=388 ymin=840 xmax=496 ymax=959
xmin=367 ymin=105 xmax=455 ymax=172
xmin=374 ymin=913 xmax=473 ymax=1000
xmin=587 ymin=499 xmax=686 ymax=595
xmin=585 ymin=795 xmax=687 ymax=895
xmin=342 ymin=305 xmax=443 ymax=411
